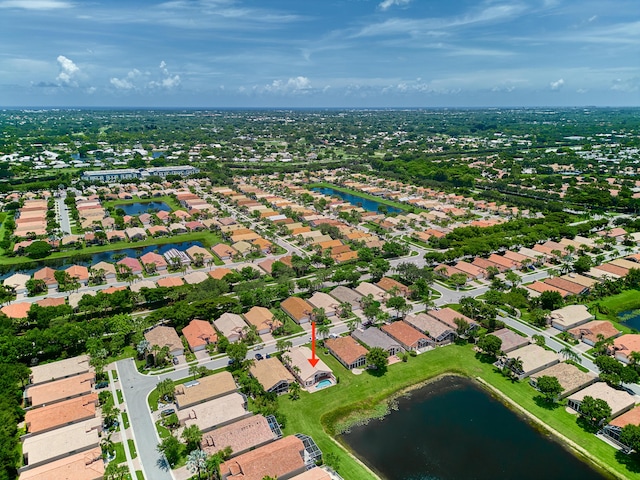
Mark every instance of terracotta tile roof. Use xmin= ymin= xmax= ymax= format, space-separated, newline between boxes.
xmin=202 ymin=414 xmax=276 ymax=458
xmin=381 ymin=322 xmax=428 ymax=349
xmin=26 ymin=372 xmax=94 ymax=407
xmin=427 ymin=307 xmax=476 ymax=329
xmin=527 ymin=281 xmax=570 ymax=297
xmin=144 ymin=325 xmax=182 ymax=353
xmin=280 ymin=297 xmax=313 ymax=322
xmin=376 ymin=277 xmax=410 ymax=296
xmin=140 ymin=252 xmax=168 ymax=268
xmin=156 ymin=276 xmax=184 ymax=288
xmin=325 ymin=336 xmax=368 ymax=366
xmin=220 ymin=435 xmax=305 ymax=480
xmin=244 ymin=306 xmax=280 ymax=332
xmin=569 ymin=320 xmax=620 ymax=344
xmin=18 ymin=447 xmax=103 ymax=480
xmin=25 ymin=393 xmax=98 ymax=434
xmin=65 ymin=265 xmax=89 ymax=281
xmin=544 ymin=277 xmax=587 ymax=295
xmin=182 ymin=319 xmax=217 ymax=350
xmin=35 ymin=297 xmax=66 ymax=308
xmin=209 ymin=267 xmax=233 ymax=280
xmin=33 ymin=267 xmax=57 ymax=286
xmin=609 ymin=405 xmax=640 ymax=428
xmin=1 ymin=302 xmax=31 ymax=319
xmin=597 ymin=263 xmax=629 ymax=277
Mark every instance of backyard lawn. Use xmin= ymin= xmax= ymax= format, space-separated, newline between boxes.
xmin=278 ymin=344 xmax=639 ymax=480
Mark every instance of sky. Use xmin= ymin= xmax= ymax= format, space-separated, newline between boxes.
xmin=0 ymin=0 xmax=639 ymax=107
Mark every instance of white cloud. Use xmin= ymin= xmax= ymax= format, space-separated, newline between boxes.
xmin=0 ymin=0 xmax=72 ymax=9
xmin=379 ymin=0 xmax=411 ymax=11
xmin=550 ymin=78 xmax=564 ymax=90
xmin=264 ymin=76 xmax=311 ymax=94
xmin=110 ymin=77 xmax=134 ymax=90
xmin=56 ymin=55 xmax=79 ymax=86
xmin=148 ymin=61 xmax=181 ymax=89
xmin=611 ymin=77 xmax=639 ymax=92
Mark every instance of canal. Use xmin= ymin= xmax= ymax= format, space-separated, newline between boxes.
xmin=117 ymin=201 xmax=172 ymax=216
xmin=311 ymin=187 xmax=404 ymax=214
xmin=341 ymin=376 xmax=606 ymax=480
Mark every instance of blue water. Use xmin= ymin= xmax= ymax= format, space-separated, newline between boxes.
xmin=0 ymin=241 xmax=204 ymax=280
xmin=618 ymin=309 xmax=640 ymax=331
xmin=315 ymin=379 xmax=333 ymax=389
xmin=118 ymin=202 xmax=171 ymax=215
xmin=342 ymin=376 xmax=606 ymax=480
xmin=311 ymin=187 xmax=404 ymax=213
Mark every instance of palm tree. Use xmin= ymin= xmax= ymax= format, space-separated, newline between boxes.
xmin=186 ymin=449 xmax=207 ymax=479
xmin=560 ymin=346 xmax=582 ymax=364
xmin=182 ymin=425 xmax=203 ymax=451
xmin=101 ymin=432 xmax=116 ymax=459
xmin=288 ymin=381 xmax=302 ymax=400
xmin=317 ymin=322 xmax=331 ymax=339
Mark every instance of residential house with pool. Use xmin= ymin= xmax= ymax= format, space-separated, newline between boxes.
xmin=286 ymin=346 xmax=335 ymax=391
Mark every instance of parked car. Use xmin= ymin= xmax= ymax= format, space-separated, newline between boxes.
xmin=172 ymin=357 xmax=179 ymax=365
xmin=161 ymin=408 xmax=175 ymax=417
xmin=254 ymin=344 xmax=264 ymax=350
xmin=329 ymin=333 xmax=339 ymax=339
xmin=254 ymin=353 xmax=264 ymax=361
xmin=95 ymin=381 xmax=109 ymax=389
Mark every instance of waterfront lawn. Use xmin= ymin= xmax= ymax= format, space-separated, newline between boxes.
xmin=278 ymin=344 xmax=639 ymax=480
xmin=307 ymin=182 xmax=419 ymax=213
xmin=103 ymin=195 xmax=182 ymax=212
xmin=590 ymin=289 xmax=640 ymax=332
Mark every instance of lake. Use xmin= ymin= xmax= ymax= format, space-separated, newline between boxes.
xmin=341 ymin=376 xmax=606 ymax=480
xmin=118 ymin=202 xmax=172 ymax=216
xmin=311 ymin=187 xmax=404 ymax=214
xmin=618 ymin=309 xmax=640 ymax=331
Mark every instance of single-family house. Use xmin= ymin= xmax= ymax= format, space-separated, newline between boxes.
xmin=140 ymin=252 xmax=168 ymax=273
xmin=352 ymin=327 xmax=404 ymax=356
xmin=376 ymin=277 xmax=410 ymax=297
xmin=286 ymin=346 xmax=335 ymax=389
xmin=179 ymin=393 xmax=249 ymax=433
xmin=603 ymin=405 xmax=640 ymax=447
xmin=2 ymin=302 xmax=31 ymax=319
xmin=243 ymin=306 xmax=281 ymax=334
xmin=16 ymin=447 xmax=103 ymax=480
xmin=3 ymin=272 xmax=30 ymax=295
xmin=614 ymin=334 xmax=640 ymax=364
xmin=427 ymin=308 xmax=478 ymax=334
xmin=25 ymin=372 xmax=95 ymax=408
xmin=500 ymin=344 xmax=559 ymax=380
xmin=91 ymin=261 xmax=117 ymax=283
xmin=24 ymin=393 xmax=98 ymax=435
xmin=219 ymin=436 xmax=308 ymax=480
xmin=214 ymin=313 xmax=248 ymax=343
xmin=325 ymin=336 xmax=368 ymax=370
xmin=280 ymin=296 xmax=313 ymax=324
xmin=354 ymin=282 xmax=388 ymax=303
xmin=144 ymin=325 xmax=183 ymax=357
xmin=174 ymin=371 xmax=237 ymax=409
xmin=529 ymin=362 xmax=597 ymax=399
xmin=33 ymin=267 xmax=58 ymax=290
xmin=212 ymin=243 xmax=238 ymax=261
xmin=124 ymin=227 xmax=147 ymax=241
xmin=381 ymin=321 xmax=430 ymax=351
xmin=182 ymin=319 xmax=217 ymax=352
xmin=549 ymin=304 xmax=594 ymax=331
xmin=491 ymin=328 xmax=529 ymax=353
xmin=64 ymin=265 xmax=90 ymax=286
xmin=307 ymin=292 xmax=338 ymax=317
xmin=250 ymin=357 xmax=295 ymax=395
xmin=569 ymin=321 xmax=621 ymax=346
xmin=567 ymin=382 xmax=636 ymax=418
xmin=403 ymin=313 xmax=456 ymax=345
xmin=201 ymin=414 xmax=278 ymax=459
xmin=29 ymin=354 xmax=92 ymax=385
xmin=117 ymin=257 xmax=143 ymax=276
xmin=329 ymin=286 xmax=363 ymax=312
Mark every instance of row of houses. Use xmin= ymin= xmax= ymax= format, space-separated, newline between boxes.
xmin=20 ymin=356 xmax=104 ymax=480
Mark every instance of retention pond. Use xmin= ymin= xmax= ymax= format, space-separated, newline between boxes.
xmin=311 ymin=187 xmax=403 ymax=213
xmin=341 ymin=375 xmax=606 ymax=480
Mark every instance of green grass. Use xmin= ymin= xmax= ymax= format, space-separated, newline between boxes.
xmin=278 ymin=344 xmax=639 ymax=480
xmin=121 ymin=412 xmax=130 ymax=429
xmin=111 ymin=369 xmax=118 ymax=380
xmin=135 ymin=471 xmax=145 ymax=480
xmin=113 ymin=442 xmax=127 ymax=464
xmin=590 ymin=290 xmax=640 ymax=333
xmin=127 ymin=438 xmax=137 ymax=459
xmin=156 ymin=421 xmax=171 ymax=439
xmin=117 ymin=389 xmax=124 ymax=404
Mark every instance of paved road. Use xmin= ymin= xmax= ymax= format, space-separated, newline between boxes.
xmin=55 ymin=191 xmax=72 ymax=235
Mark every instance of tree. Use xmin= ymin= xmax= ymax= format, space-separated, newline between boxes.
xmin=579 ymin=396 xmax=611 ymax=426
xmin=386 ymin=295 xmax=410 ymax=319
xmin=275 ymin=338 xmax=292 ymax=355
xmin=104 ymin=462 xmax=129 ymax=480
xmin=529 ymin=308 xmax=549 ymax=328
xmin=560 ymin=346 xmax=581 ymax=364
xmin=450 ymin=273 xmax=468 ymax=291
xmin=24 ymin=240 xmax=52 ymax=259
xmin=454 ymin=317 xmax=470 ymax=337
xmin=485 ymin=265 xmax=500 ymax=280
xmin=156 ymin=378 xmax=176 ymax=403
xmin=157 ymin=435 xmax=182 ymax=467
xmin=477 ymin=334 xmax=502 ymax=357
xmin=25 ymin=278 xmax=47 ymax=297
xmin=537 ymin=290 xmax=563 ymax=311
xmin=366 ymin=346 xmax=389 ymax=372
xmin=226 ymin=342 xmax=248 ymax=367
xmin=505 ymin=270 xmax=521 ymax=289
xmin=101 ymin=432 xmax=116 ymax=459
xmin=186 ymin=449 xmax=207 ymax=479
xmin=620 ymin=424 xmax=640 ymax=452
xmin=532 ymin=334 xmax=546 ymax=347
xmin=288 ymin=381 xmax=302 ymax=400
xmin=182 ymin=425 xmax=203 ymax=451
xmin=536 ymin=375 xmax=563 ymax=402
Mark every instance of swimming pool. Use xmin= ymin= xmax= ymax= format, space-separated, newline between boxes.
xmin=315 ymin=379 xmax=333 ymax=389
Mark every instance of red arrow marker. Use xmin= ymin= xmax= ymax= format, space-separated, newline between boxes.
xmin=308 ymin=321 xmax=319 ymax=367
